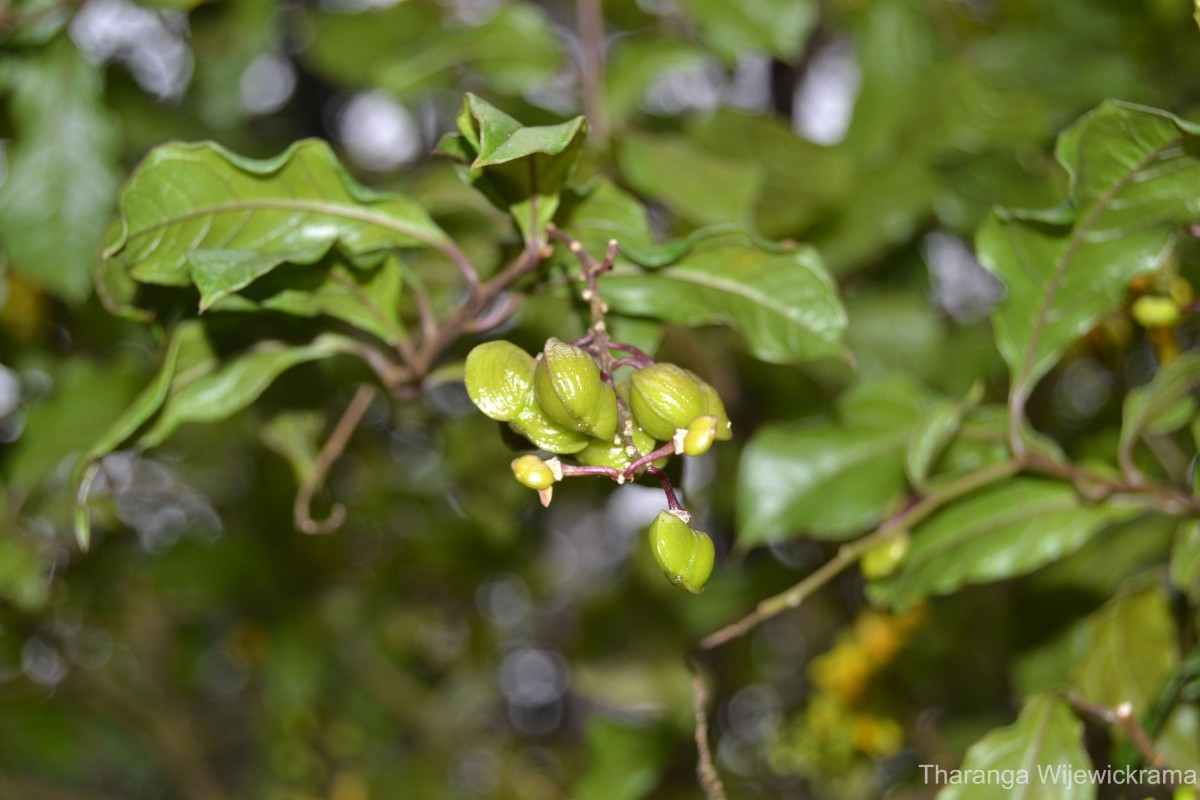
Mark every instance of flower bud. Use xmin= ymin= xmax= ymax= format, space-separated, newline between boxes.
xmin=648 ymin=510 xmax=715 ymax=594
xmin=1132 ymin=295 xmax=1181 ymax=328
xmin=682 ymin=415 xmax=718 ymax=456
xmin=534 ymin=338 xmax=610 ymax=437
xmin=860 ymin=531 xmax=910 ymax=580
xmin=465 ymin=340 xmax=535 ymax=422
xmin=629 ymin=364 xmax=708 ymax=441
xmin=511 ymin=455 xmax=557 ymax=490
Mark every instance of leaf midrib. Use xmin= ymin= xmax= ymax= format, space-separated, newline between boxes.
xmin=110 ymin=198 xmax=448 ymax=259
xmin=1016 ymin=137 xmax=1181 ymax=395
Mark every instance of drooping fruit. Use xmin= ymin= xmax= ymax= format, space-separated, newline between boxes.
xmin=648 ymin=510 xmax=715 ymax=594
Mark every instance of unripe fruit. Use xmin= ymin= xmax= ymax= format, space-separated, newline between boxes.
xmin=508 ymin=390 xmax=590 ymax=454
xmin=511 ymin=455 xmax=557 ymax=490
xmin=690 ymin=372 xmax=732 ymax=441
xmin=629 ymin=364 xmax=708 ymax=441
xmin=576 ymin=425 xmax=658 ymax=470
xmin=1132 ymin=295 xmax=1181 ymax=328
xmin=648 ymin=510 xmax=715 ymax=594
xmin=682 ymin=415 xmax=718 ymax=456
xmin=465 ymin=340 xmax=535 ymax=422
xmin=860 ymin=531 xmax=910 ymax=580
xmin=533 ymin=338 xmax=611 ymax=437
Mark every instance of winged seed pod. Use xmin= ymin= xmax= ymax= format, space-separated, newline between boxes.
xmin=533 ymin=338 xmax=616 ymax=439
xmin=629 ymin=364 xmax=708 ymax=441
xmin=464 ymin=340 xmax=535 ymax=422
xmin=648 ymin=510 xmax=715 ymax=594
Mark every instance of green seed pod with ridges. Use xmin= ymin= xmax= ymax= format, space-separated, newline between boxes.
xmin=590 ymin=382 xmax=618 ymax=442
xmin=533 ymin=338 xmax=607 ymax=435
xmin=629 ymin=364 xmax=708 ymax=441
xmin=860 ymin=531 xmax=910 ymax=580
xmin=689 ymin=371 xmax=732 ymax=441
xmin=464 ymin=340 xmax=535 ymax=422
xmin=648 ymin=510 xmax=715 ymax=594
xmin=511 ymin=455 xmax=557 ymax=490
xmin=508 ymin=389 xmax=590 ymax=454
xmin=576 ymin=439 xmax=632 ymax=470
xmin=682 ymin=415 xmax=718 ymax=456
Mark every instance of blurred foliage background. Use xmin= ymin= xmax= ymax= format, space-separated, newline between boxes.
xmin=3 ymin=0 xmax=1200 ymax=798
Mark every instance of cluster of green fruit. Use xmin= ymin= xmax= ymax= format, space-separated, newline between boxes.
xmin=464 ymin=336 xmax=732 ymax=593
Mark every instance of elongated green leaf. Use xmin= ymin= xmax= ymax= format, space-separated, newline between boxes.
xmin=869 ymin=480 xmax=1135 ymax=609
xmin=1072 ymin=583 xmax=1177 ymax=712
xmin=189 ymin=245 xmax=330 ymax=311
xmin=905 ymin=400 xmax=963 ymax=488
xmin=1171 ymin=521 xmax=1200 ymax=604
xmin=737 ymin=378 xmax=925 ymax=546
xmin=937 ymin=693 xmax=1092 ymax=800
xmin=0 ymin=39 xmax=119 ymax=301
xmin=138 ymin=334 xmax=361 ymax=448
xmin=600 ymin=243 xmax=847 ymax=365
xmin=100 ymin=138 xmax=450 ymax=298
xmin=979 ymin=102 xmax=1200 ymax=410
xmin=441 ymin=94 xmax=586 ymax=242
xmin=1119 ymin=352 xmax=1200 ymax=473
xmin=617 ymin=132 xmax=763 ymax=227
xmin=677 ymin=0 xmax=817 ymax=61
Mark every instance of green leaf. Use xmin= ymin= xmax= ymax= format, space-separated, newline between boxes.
xmin=868 ymin=480 xmax=1135 ymax=609
xmin=574 ymin=718 xmax=671 ymax=800
xmin=99 ymin=138 xmax=450 ymax=304
xmin=1118 ymin=352 xmax=1200 ymax=475
xmin=906 ymin=400 xmax=963 ymax=489
xmin=617 ymin=132 xmax=763 ymax=227
xmin=0 ymin=39 xmax=119 ymax=301
xmin=676 ymin=0 xmax=818 ymax=61
xmin=260 ymin=409 xmax=325 ymax=481
xmin=604 ymin=35 xmax=709 ymax=128
xmin=1072 ymin=582 xmax=1177 ymax=712
xmin=304 ymin=2 xmax=562 ymax=99
xmin=188 ymin=245 xmax=330 ymax=312
xmin=979 ymin=102 xmax=1200 ymax=409
xmin=201 ymin=251 xmax=407 ymax=346
xmin=1171 ymin=520 xmax=1200 ymax=604
xmin=599 ymin=242 xmax=848 ymax=365
xmin=442 ymin=94 xmax=587 ymax=242
xmin=737 ymin=377 xmax=925 ymax=546
xmin=937 ymin=693 xmax=1093 ymax=800
xmin=137 ymin=333 xmax=362 ymax=448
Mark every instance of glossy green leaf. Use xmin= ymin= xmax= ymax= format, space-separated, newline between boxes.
xmin=100 ymin=138 xmax=450 ymax=301
xmin=137 ymin=333 xmax=361 ymax=448
xmin=1119 ymin=352 xmax=1200 ymax=473
xmin=937 ymin=693 xmax=1092 ymax=800
xmin=979 ymin=102 xmax=1200 ymax=410
xmin=189 ymin=245 xmax=329 ymax=311
xmin=575 ymin=718 xmax=671 ymax=800
xmin=204 ymin=252 xmax=407 ymax=346
xmin=617 ymin=132 xmax=763 ymax=227
xmin=737 ymin=378 xmax=925 ymax=546
xmin=1071 ymin=583 xmax=1177 ymax=712
xmin=677 ymin=0 xmax=817 ymax=61
xmin=905 ymin=400 xmax=963 ymax=489
xmin=600 ymin=243 xmax=847 ymax=365
xmin=869 ymin=480 xmax=1135 ymax=609
xmin=441 ymin=94 xmax=587 ymax=242
xmin=0 ymin=39 xmax=119 ymax=301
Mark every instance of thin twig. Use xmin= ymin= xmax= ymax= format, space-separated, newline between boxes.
xmin=294 ymin=384 xmax=378 ymax=534
xmin=646 ymin=465 xmax=682 ymax=511
xmin=1067 ymin=692 xmax=1168 ymax=769
xmin=436 ymin=240 xmax=481 ymax=292
xmin=576 ymin=0 xmax=609 ymax=143
xmin=699 ymin=459 xmax=1021 ymax=650
xmin=688 ymin=660 xmax=729 ymax=800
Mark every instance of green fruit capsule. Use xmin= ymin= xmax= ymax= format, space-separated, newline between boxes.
xmin=1132 ymin=295 xmax=1181 ymax=328
xmin=860 ymin=531 xmax=910 ymax=580
xmin=511 ymin=455 xmax=557 ymax=490
xmin=690 ymin=371 xmax=732 ymax=441
xmin=648 ymin=510 xmax=715 ymax=594
xmin=576 ymin=439 xmax=633 ymax=470
xmin=629 ymin=364 xmax=708 ymax=441
xmin=534 ymin=338 xmax=608 ymax=436
xmin=464 ymin=341 xmax=535 ymax=422
xmin=508 ymin=389 xmax=590 ymax=454
xmin=682 ymin=415 xmax=718 ymax=456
